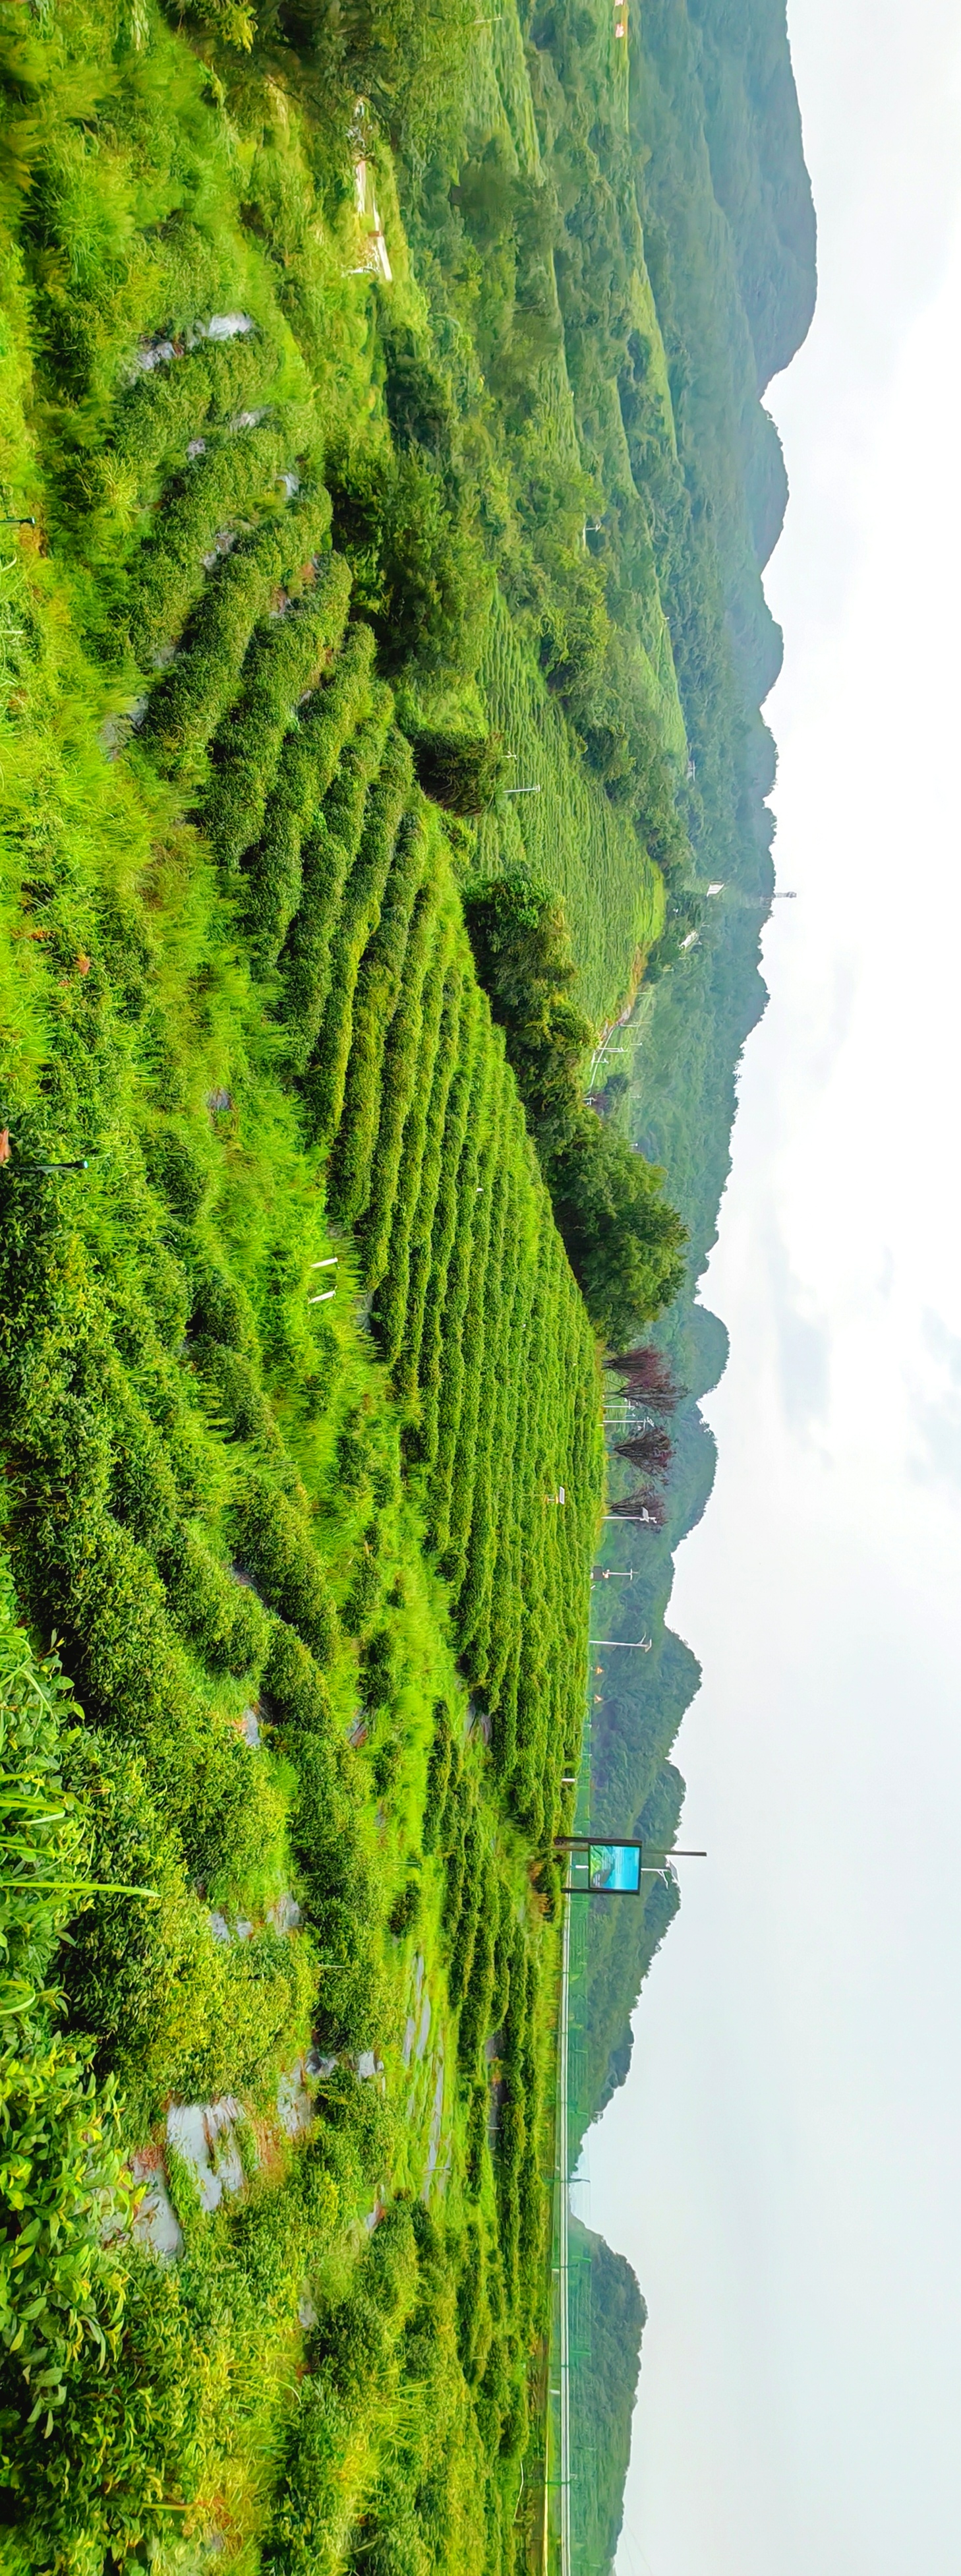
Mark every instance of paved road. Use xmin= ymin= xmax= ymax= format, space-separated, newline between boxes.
xmin=558 ymin=1892 xmax=571 ymax=2576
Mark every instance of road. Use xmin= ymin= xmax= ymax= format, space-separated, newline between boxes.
xmin=558 ymin=1890 xmax=571 ymax=2576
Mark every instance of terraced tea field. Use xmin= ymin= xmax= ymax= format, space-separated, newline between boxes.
xmin=0 ymin=34 xmax=605 ymax=2564
xmin=475 ymin=595 xmax=665 ymax=1025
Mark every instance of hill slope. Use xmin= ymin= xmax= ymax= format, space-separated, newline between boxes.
xmin=0 ymin=0 xmax=813 ymax=2568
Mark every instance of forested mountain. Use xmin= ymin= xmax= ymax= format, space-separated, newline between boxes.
xmin=561 ymin=0 xmax=815 ymax=2241
xmin=0 ymin=0 xmax=812 ymax=2567
xmin=568 ymin=2220 xmax=646 ymax=2576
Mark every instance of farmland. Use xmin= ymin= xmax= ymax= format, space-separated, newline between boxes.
xmin=0 ymin=0 xmax=815 ymax=2565
xmin=0 ymin=9 xmax=614 ymax=2561
xmin=0 ymin=173 xmax=603 ymax=2568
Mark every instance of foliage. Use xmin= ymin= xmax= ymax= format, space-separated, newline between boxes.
xmin=326 ymin=450 xmax=492 ymax=684
xmin=464 ymin=875 xmax=687 ymax=1335
xmin=0 ymin=0 xmax=815 ymax=2558
xmin=0 ymin=1574 xmax=169 ymax=2546
xmin=606 ymin=1343 xmax=684 ymax=1411
xmin=614 ymin=1425 xmax=673 ymax=1480
xmin=407 ymin=727 xmax=509 ymax=816
xmin=568 ymin=2219 xmax=645 ymax=2576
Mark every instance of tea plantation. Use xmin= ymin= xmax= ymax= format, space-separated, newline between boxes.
xmin=0 ymin=0 xmax=815 ymax=2561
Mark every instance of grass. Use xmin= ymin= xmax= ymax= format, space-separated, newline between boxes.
xmin=475 ymin=593 xmax=666 ymax=1025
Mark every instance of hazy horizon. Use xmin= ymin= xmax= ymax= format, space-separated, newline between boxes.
xmin=583 ymin=3 xmax=961 ymax=2570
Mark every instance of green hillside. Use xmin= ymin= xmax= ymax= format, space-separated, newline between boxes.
xmin=568 ymin=2221 xmax=645 ymax=2576
xmin=0 ymin=0 xmax=813 ymax=2567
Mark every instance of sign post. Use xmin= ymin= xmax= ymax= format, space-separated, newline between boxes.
xmin=555 ymin=1837 xmax=706 ymax=1894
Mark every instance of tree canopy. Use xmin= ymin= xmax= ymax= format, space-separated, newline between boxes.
xmin=464 ymin=876 xmax=687 ymax=1336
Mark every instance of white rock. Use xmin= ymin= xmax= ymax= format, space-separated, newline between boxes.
xmin=131 ymin=2155 xmax=184 ymax=2260
xmin=167 ymin=2097 xmax=245 ymax=2213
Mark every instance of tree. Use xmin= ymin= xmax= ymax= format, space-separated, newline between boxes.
xmin=463 ymin=877 xmax=687 ymax=1338
xmin=326 ymin=448 xmax=490 ymax=681
xmin=605 ymin=1344 xmax=683 ymax=1412
xmin=548 ymin=1120 xmax=687 ymax=1344
xmin=607 ymin=1487 xmax=665 ymax=1526
xmin=463 ymin=874 xmax=594 ymax=1154
xmin=408 ymin=727 xmax=509 ymax=815
xmin=614 ymin=1427 xmax=672 ymax=1480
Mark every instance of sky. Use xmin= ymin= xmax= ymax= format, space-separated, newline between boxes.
xmin=581 ymin=4 xmax=961 ymax=2572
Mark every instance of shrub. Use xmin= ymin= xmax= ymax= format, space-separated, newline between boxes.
xmin=127 ymin=423 xmax=291 ymax=664
xmin=361 ymin=1625 xmax=395 ymax=1713
xmin=58 ymin=1732 xmax=181 ymax=2067
xmin=361 ymin=873 xmax=442 ymax=1292
xmin=366 ymin=2200 xmax=418 ymax=2318
xmin=328 ymin=807 xmax=428 ymax=1228
xmin=109 ymin=329 xmax=274 ymax=489
xmin=278 ymin=684 xmax=393 ymax=1075
xmin=387 ymin=956 xmax=468 ymax=1390
xmin=107 ymin=1398 xmax=179 ymax=1553
xmin=388 ymin=1877 xmax=421 ymax=1938
xmin=407 ymin=727 xmax=508 ymax=815
xmin=262 ymin=2368 xmax=355 ymax=2576
xmin=306 ymin=729 xmax=415 ymax=1149
xmin=188 ymin=1257 xmax=258 ymax=1353
xmin=421 ymin=1701 xmax=453 ymax=1853
xmin=2 ymin=2248 xmax=202 ymax=2567
xmin=161 ymin=1524 xmax=270 ymax=1676
xmin=263 ymin=1616 xmax=332 ymax=1729
xmin=312 ymin=1908 xmax=384 ymax=2051
xmin=199 ymin=1344 xmax=282 ymax=1449
xmin=143 ymin=515 xmax=293 ymax=767
xmin=144 ymin=1127 xmax=212 ymax=1220
xmin=327 ymin=448 xmax=490 ymax=681
xmin=368 ymin=912 xmax=457 ymax=1365
xmin=341 ymin=1523 xmax=382 ymax=1638
xmin=233 ymin=1476 xmax=337 ymax=1665
xmin=447 ymin=1816 xmax=483 ymax=2007
xmin=242 ymin=626 xmax=385 ymax=975
xmin=202 ymin=554 xmax=353 ymax=872
xmin=372 ymin=1727 xmax=402 ymax=1797
xmin=457 ymin=1901 xmax=496 ymax=2071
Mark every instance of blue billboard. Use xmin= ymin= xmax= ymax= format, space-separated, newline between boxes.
xmin=587 ymin=1842 xmax=642 ymax=1893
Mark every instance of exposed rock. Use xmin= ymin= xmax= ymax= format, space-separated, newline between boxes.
xmin=131 ymin=2152 xmax=184 ymax=2260
xmin=306 ymin=2047 xmax=337 ymax=2079
xmin=268 ymin=1892 xmax=302 ymax=1934
xmin=167 ymin=2097 xmax=245 ymax=2213
xmin=204 ymin=313 xmax=254 ymax=342
xmin=208 ymin=1909 xmax=253 ymax=1944
xmin=277 ymin=2056 xmax=316 ymax=2140
xmin=202 ymin=528 xmax=237 ymax=571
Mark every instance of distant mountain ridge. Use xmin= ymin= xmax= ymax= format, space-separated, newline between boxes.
xmin=568 ymin=10 xmax=814 ymax=2554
